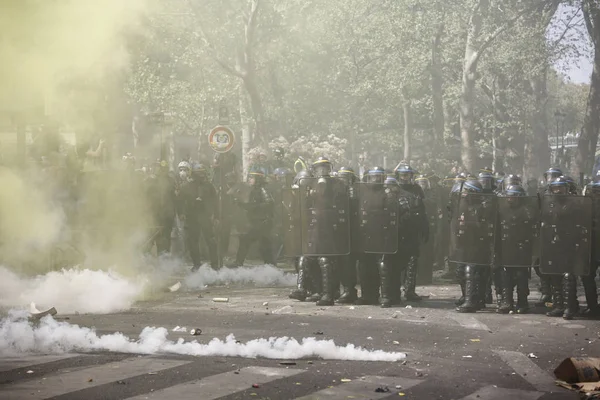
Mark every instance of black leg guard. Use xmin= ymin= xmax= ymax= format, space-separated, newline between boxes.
xmin=355 ymin=255 xmax=379 ymax=305
xmin=480 ymin=267 xmax=493 ymax=305
xmin=498 ymin=268 xmax=513 ymax=314
xmin=306 ymin=259 xmax=322 ymax=302
xmin=492 ymin=267 xmax=503 ymax=310
xmin=535 ymin=267 xmax=552 ymax=306
xmin=316 ymin=257 xmax=334 ymax=306
xmin=404 ymin=255 xmax=422 ymax=301
xmin=379 ymin=255 xmax=392 ymax=308
xmin=515 ymin=268 xmax=530 ymax=314
xmin=455 ymin=264 xmax=466 ymax=306
xmin=458 ymin=265 xmax=479 ymax=313
xmin=582 ymin=266 xmax=600 ymax=317
xmin=563 ymin=273 xmax=579 ymax=320
xmin=338 ymin=255 xmax=358 ymax=304
xmin=547 ymin=275 xmax=564 ymax=317
xmin=289 ymin=257 xmax=308 ymax=301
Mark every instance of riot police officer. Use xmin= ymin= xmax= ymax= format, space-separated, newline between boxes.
xmin=394 ymin=163 xmax=429 ymax=301
xmin=449 ymin=178 xmax=497 ymax=313
xmin=289 ymin=170 xmax=321 ymax=301
xmin=336 ymin=166 xmax=359 ymax=304
xmin=148 ymin=160 xmax=177 ymax=255
xmin=415 ymin=174 xmax=438 ymax=284
xmin=232 ymin=168 xmax=275 ymax=267
xmin=582 ymin=176 xmax=600 ymax=317
xmin=496 ymin=184 xmax=535 ymax=314
xmin=178 ymin=163 xmax=218 ymax=270
xmin=541 ymin=176 xmax=588 ymax=320
xmin=534 ymin=167 xmax=564 ymax=306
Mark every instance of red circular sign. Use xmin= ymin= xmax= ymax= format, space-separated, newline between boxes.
xmin=208 ymin=126 xmax=235 ymax=153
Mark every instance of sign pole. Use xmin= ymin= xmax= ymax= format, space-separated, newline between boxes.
xmin=209 ymin=105 xmax=235 ymax=269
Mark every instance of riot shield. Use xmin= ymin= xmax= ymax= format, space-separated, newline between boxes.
xmin=496 ymin=196 xmax=539 ymax=267
xmin=356 ymin=183 xmax=399 ymax=254
xmin=539 ymin=195 xmax=591 ymax=275
xmin=300 ymin=178 xmax=351 ymax=256
xmin=448 ymin=192 xmax=497 ymax=266
xmin=281 ymin=188 xmax=302 ymax=257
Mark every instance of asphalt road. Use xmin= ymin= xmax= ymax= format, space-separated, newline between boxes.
xmin=1 ymin=275 xmax=598 ymax=400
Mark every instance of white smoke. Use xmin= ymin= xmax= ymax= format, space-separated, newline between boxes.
xmin=0 ymin=264 xmax=296 ymax=315
xmin=0 ymin=314 xmax=406 ymax=361
xmin=184 ymin=265 xmax=296 ymax=289
xmin=0 ymin=267 xmax=144 ymax=314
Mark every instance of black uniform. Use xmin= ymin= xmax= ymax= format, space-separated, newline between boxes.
xmin=178 ymin=170 xmax=218 ymax=270
xmin=233 ymin=175 xmax=275 ymax=267
xmin=581 ymin=182 xmax=600 ymax=317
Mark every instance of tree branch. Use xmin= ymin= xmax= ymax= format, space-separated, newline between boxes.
xmin=471 ymin=0 xmax=549 ymax=68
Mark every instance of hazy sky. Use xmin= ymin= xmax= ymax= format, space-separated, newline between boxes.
xmin=553 ymin=4 xmax=593 ymax=84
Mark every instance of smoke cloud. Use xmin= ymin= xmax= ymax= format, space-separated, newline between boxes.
xmin=184 ymin=265 xmax=297 ymax=289
xmin=0 ymin=314 xmax=406 ymax=361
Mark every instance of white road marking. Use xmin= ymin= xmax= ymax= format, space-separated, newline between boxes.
xmin=294 ymin=375 xmax=424 ymax=400
xmin=459 ymin=385 xmax=544 ymax=400
xmin=449 ymin=314 xmax=490 ymax=331
xmin=0 ymin=357 xmax=190 ymax=400
xmin=494 ymin=350 xmax=558 ymax=393
xmin=126 ymin=366 xmax=305 ymax=400
xmin=0 ymin=354 xmax=83 ymax=372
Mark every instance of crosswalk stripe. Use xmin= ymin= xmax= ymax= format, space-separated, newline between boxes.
xmin=494 ymin=350 xmax=558 ymax=393
xmin=459 ymin=385 xmax=544 ymax=400
xmin=449 ymin=314 xmax=490 ymax=331
xmin=294 ymin=375 xmax=424 ymax=400
xmin=0 ymin=357 xmax=191 ymax=400
xmin=126 ymin=366 xmax=305 ymax=400
xmin=0 ymin=354 xmax=82 ymax=372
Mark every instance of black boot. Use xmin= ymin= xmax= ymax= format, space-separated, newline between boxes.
xmin=546 ymin=277 xmax=564 ymax=317
xmin=337 ymin=256 xmax=357 ymax=304
xmin=497 ymin=269 xmax=513 ymax=314
xmin=306 ymin=261 xmax=322 ymax=302
xmin=379 ymin=257 xmax=392 ymax=308
xmin=563 ymin=273 xmax=579 ymax=320
xmin=355 ymin=256 xmax=379 ymax=305
xmin=535 ymin=274 xmax=552 ymax=307
xmin=316 ymin=257 xmax=334 ymax=306
xmin=404 ymin=255 xmax=422 ymax=301
xmin=455 ymin=264 xmax=466 ymax=306
xmin=458 ymin=265 xmax=479 ymax=313
xmin=289 ymin=257 xmax=307 ymax=301
xmin=515 ymin=269 xmax=529 ymax=314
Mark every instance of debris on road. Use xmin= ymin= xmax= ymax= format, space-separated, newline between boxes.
xmin=393 ymin=340 xmax=400 ymax=345
xmin=405 ymin=305 xmax=413 ymax=309
xmin=172 ymin=326 xmax=187 ymax=332
xmin=367 ymin=337 xmax=373 ymax=340
xmin=527 ymin=353 xmax=538 ymax=359
xmin=252 ymin=384 xmax=260 ymax=388
xmin=341 ymin=378 xmax=351 ymax=382
xmin=168 ymin=282 xmax=181 ymax=292
xmin=190 ymin=328 xmax=202 ymax=336
xmin=279 ymin=361 xmax=297 ymax=366
xmin=462 ymin=355 xmax=473 ymax=358
xmin=375 ymin=386 xmax=391 ymax=393
xmin=554 ymin=357 xmax=600 ymax=383
xmin=262 ymin=302 xmax=269 ymax=306
xmin=470 ymin=339 xmax=480 ymax=342
xmin=29 ymin=302 xmax=57 ymax=320
xmin=26 ymin=370 xmax=33 ymax=374
xmin=313 ymin=331 xmax=324 ymax=335
xmin=272 ymin=305 xmax=295 ymax=314
xmin=212 ymin=297 xmax=229 ymax=303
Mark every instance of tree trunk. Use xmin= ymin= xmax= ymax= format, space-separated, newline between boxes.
xmin=460 ymin=55 xmax=477 ymax=172
xmin=403 ymin=93 xmax=413 ymax=162
xmin=431 ymin=24 xmax=445 ymax=148
xmin=243 ymin=72 xmax=265 ymax=148
xmin=239 ymin=84 xmax=251 ymax=180
xmin=523 ymin=72 xmax=550 ymax=181
xmin=574 ymin=1 xmax=600 ymax=177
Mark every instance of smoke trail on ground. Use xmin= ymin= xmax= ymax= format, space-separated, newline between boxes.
xmin=0 ymin=267 xmax=144 ymax=314
xmin=0 ymin=313 xmax=406 ymax=361
xmin=184 ymin=265 xmax=296 ymax=289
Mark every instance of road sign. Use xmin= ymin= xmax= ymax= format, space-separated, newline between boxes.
xmin=208 ymin=125 xmax=235 ymax=153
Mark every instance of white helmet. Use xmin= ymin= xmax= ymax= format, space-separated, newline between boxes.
xmin=178 ymin=161 xmax=190 ymax=170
